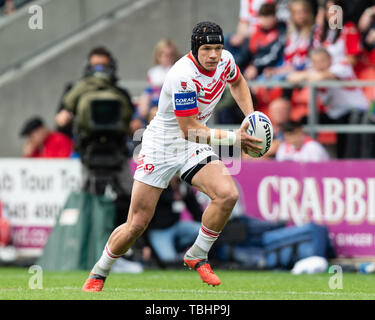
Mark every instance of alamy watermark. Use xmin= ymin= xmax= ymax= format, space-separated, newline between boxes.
xmin=28 ymin=5 xmax=43 ymax=30
xmin=328 ymin=5 xmax=343 ymax=30
xmin=28 ymin=265 xmax=43 ymax=289
xmin=328 ymin=265 xmax=343 ymax=290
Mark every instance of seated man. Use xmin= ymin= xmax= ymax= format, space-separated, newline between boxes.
xmin=20 ymin=117 xmax=73 ymax=158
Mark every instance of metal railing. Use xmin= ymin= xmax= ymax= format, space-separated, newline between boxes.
xmin=247 ymin=80 xmax=375 ymax=137
xmin=122 ymin=79 xmax=375 ymax=136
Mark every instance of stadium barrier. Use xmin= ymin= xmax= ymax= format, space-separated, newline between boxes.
xmin=122 ymin=79 xmax=375 ymax=135
xmin=1 ymin=158 xmax=375 ymax=260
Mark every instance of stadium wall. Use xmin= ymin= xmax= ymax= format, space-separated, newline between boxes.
xmin=0 ymin=0 xmax=239 ymax=157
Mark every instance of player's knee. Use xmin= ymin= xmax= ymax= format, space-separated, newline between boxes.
xmin=128 ymin=212 xmax=151 ymax=238
xmin=128 ymin=220 xmax=148 ymax=238
xmin=215 ymin=186 xmax=239 ymax=211
xmin=226 ymin=188 xmax=239 ymax=208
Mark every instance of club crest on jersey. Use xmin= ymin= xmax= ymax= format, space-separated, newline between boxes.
xmin=144 ymin=163 xmax=155 ymax=175
xmin=197 ymin=87 xmax=205 ymax=98
xmin=180 ymin=81 xmax=187 ymax=90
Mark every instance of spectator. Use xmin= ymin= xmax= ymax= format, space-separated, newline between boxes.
xmin=357 ymin=5 xmax=375 ymax=158
xmin=276 ymin=0 xmax=319 ymax=22
xmin=137 ymin=39 xmax=180 ymax=124
xmin=276 ymin=121 xmax=330 ymax=162
xmin=57 ymin=46 xmax=138 ymax=200
xmin=341 ymin=0 xmax=375 ymax=25
xmin=358 ymin=4 xmax=375 ymax=35
xmin=55 ymin=46 xmax=142 ymax=139
xmin=19 ymin=117 xmax=73 ymax=158
xmin=287 ymin=48 xmax=369 ymax=158
xmin=314 ymin=0 xmax=362 ymax=67
xmin=144 ymin=176 xmax=202 ymax=266
xmin=243 ymin=2 xmax=287 ymax=81
xmin=264 ymin=0 xmax=317 ymax=80
xmin=224 ymin=0 xmax=275 ymax=72
xmin=1 ymin=0 xmax=34 ymax=16
xmin=356 ymin=5 xmax=375 ymax=89
xmin=264 ymin=97 xmax=291 ymax=158
xmin=1 ymin=0 xmax=14 ymax=15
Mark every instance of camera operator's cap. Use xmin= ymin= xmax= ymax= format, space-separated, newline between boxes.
xmin=20 ymin=117 xmax=44 ymax=137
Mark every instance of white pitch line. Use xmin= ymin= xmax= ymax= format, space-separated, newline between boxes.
xmin=2 ymin=287 xmax=375 ymax=297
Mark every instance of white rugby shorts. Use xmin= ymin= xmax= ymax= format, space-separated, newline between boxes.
xmin=133 ymin=129 xmax=219 ymax=189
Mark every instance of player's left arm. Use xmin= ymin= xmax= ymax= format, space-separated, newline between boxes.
xmin=228 ymin=71 xmax=255 ymax=116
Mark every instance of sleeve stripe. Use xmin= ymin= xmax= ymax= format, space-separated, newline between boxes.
xmin=227 ymin=65 xmax=240 ymax=83
xmin=174 ymin=108 xmax=199 ymax=117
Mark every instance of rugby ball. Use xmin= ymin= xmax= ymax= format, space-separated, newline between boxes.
xmin=241 ymin=111 xmax=273 ymax=158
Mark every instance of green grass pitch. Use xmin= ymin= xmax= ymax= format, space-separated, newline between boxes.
xmin=1 ymin=267 xmax=375 ymax=300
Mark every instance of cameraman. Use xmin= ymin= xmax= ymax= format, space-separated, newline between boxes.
xmin=56 ymin=47 xmax=141 ymax=214
xmin=55 ymin=47 xmax=142 ymax=140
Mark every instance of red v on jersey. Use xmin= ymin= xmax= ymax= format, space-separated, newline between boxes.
xmin=192 ymin=60 xmax=233 ymax=104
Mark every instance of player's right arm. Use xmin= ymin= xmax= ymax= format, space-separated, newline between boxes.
xmin=177 ymin=114 xmax=261 ymax=155
xmin=175 ymin=102 xmax=262 ymax=155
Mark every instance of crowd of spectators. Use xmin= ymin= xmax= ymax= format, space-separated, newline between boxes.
xmin=223 ymin=0 xmax=375 ymax=159
xmin=124 ymin=0 xmax=375 ymax=161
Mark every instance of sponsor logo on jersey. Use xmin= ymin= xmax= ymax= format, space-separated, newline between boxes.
xmin=174 ymin=91 xmax=197 ymax=110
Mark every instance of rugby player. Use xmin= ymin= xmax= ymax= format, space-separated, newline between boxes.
xmin=82 ymin=21 xmax=262 ymax=292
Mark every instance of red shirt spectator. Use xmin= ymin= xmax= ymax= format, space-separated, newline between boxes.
xmin=28 ymin=132 xmax=74 ymax=158
xmin=20 ymin=117 xmax=73 ymax=158
xmin=244 ymin=2 xmax=287 ymax=79
xmin=320 ymin=21 xmax=361 ymax=65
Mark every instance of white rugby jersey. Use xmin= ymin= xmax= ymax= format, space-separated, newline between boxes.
xmin=145 ymin=49 xmax=240 ymax=134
